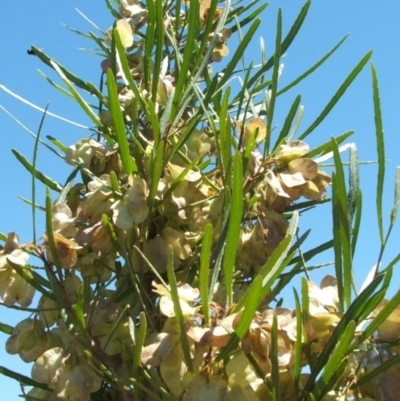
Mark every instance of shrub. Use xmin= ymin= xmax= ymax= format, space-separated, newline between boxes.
xmin=1 ymin=1 xmax=400 ymax=400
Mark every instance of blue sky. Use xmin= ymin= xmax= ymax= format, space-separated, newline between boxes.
xmin=1 ymin=1 xmax=400 ymax=400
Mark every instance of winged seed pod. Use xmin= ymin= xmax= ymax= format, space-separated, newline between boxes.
xmin=2 ymin=1 xmax=395 ymax=400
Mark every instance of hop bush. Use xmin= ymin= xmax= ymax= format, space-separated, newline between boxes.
xmin=1 ymin=1 xmax=400 ymax=400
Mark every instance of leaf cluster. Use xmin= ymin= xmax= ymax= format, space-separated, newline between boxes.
xmin=1 ymin=1 xmax=400 ymax=401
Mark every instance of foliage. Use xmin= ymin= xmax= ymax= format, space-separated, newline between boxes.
xmin=1 ymin=0 xmax=400 ymax=400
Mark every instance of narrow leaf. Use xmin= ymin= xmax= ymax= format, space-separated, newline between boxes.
xmin=350 ymin=288 xmax=400 ymax=351
xmin=8 ymin=261 xmax=53 ymax=300
xmin=0 ymin=322 xmax=13 ymax=335
xmin=391 ymin=167 xmax=400 ymax=225
xmin=371 ymin=63 xmax=385 ymax=244
xmin=320 ymin=321 xmax=355 ymax=385
xmin=0 ymin=85 xmax=89 ymax=129
xmin=217 ymin=277 xmax=262 ymax=362
xmin=265 ymin=8 xmax=282 ymax=153
xmin=274 ymin=95 xmax=301 ymax=150
xmin=50 ymin=60 xmax=103 ymax=127
xmin=46 ymin=135 xmax=68 ymax=154
xmin=246 ymin=0 xmax=311 ymax=88
xmin=235 ymin=212 xmax=298 ymax=312
xmin=0 ymin=366 xmax=49 ymax=389
xmin=106 ymin=67 xmax=137 ymax=176
xmin=277 ymin=34 xmax=348 ymax=96
xmin=172 ymin=0 xmax=200 ymax=111
xmin=271 ymin=315 xmax=281 ymax=401
xmin=299 ymin=51 xmax=373 ymax=140
xmin=12 ymin=149 xmax=62 ymax=192
xmin=134 ymin=312 xmax=147 ymax=371
xmin=305 ymin=130 xmax=354 ymax=159
xmin=28 ymin=47 xmax=107 ymax=103
xmin=32 ymin=105 xmax=48 ymax=243
xmin=217 ymin=19 xmax=261 ymax=91
xmin=356 ymin=354 xmax=400 ymax=388
xmin=224 ymin=152 xmax=244 ymax=307
xmin=348 ymin=145 xmax=360 ymax=225
xmin=304 ymin=272 xmax=386 ymax=392
xmin=200 ymin=224 xmax=213 ymax=326
xmin=332 ymin=138 xmax=352 ymax=310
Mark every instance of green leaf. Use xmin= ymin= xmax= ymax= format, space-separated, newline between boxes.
xmin=247 ymin=0 xmax=311 ymax=88
xmin=0 ymin=322 xmax=13 ymax=335
xmin=72 ymin=286 xmax=86 ymax=331
xmin=200 ymin=224 xmax=213 ymax=326
xmin=28 ymin=47 xmax=107 ymax=104
xmin=293 ymin=289 xmax=303 ymax=395
xmin=104 ymin=0 xmax=121 ymax=19
xmin=159 ymin=88 xmax=175 ymax=138
xmin=299 ymin=51 xmax=373 ymax=140
xmin=12 ymin=149 xmax=62 ymax=192
xmin=218 ymin=88 xmax=232 ymax=183
xmin=166 ymin=115 xmax=202 ymax=164
xmin=284 ymin=198 xmax=330 ymax=213
xmin=31 ymin=105 xmax=48 ymax=243
xmin=172 ymin=0 xmax=200 ymax=112
xmin=193 ymin=0 xmax=226 ymax=83
xmin=162 ymin=154 xmax=203 ymax=201
xmin=46 ymin=135 xmax=68 ymax=154
xmin=224 ymin=152 xmax=244 ymax=307
xmin=390 ymin=167 xmax=400 ymax=226
xmin=350 ymin=288 xmax=400 ymax=351
xmin=56 ymin=170 xmax=79 ymax=205
xmin=113 ymin=30 xmax=151 ymax=119
xmin=355 ymin=354 xmax=400 ymax=388
xmin=217 ymin=19 xmax=261 ymax=91
xmin=274 ymin=95 xmax=301 ymax=150
xmin=0 ymin=86 xmax=89 ymax=130
xmin=44 ymin=190 xmax=66 ymax=310
xmin=235 ymin=61 xmax=257 ymax=135
xmin=152 ymin=0 xmax=165 ymax=102
xmin=102 ymin=214 xmax=122 ymax=255
xmin=106 ymin=67 xmax=137 ymax=176
xmin=143 ymin=0 xmax=155 ymax=92
xmin=301 ymin=277 xmax=310 ymax=317
xmin=371 ymin=62 xmax=385 ymax=244
xmin=132 ymin=312 xmax=147 ymax=373
xmin=348 ymin=145 xmax=360 ymax=224
xmin=320 ymin=321 xmax=355 ymax=386
xmin=277 ymin=34 xmax=349 ymax=96
xmin=37 ymin=69 xmax=74 ymax=98
xmin=50 ymin=60 xmax=103 ymax=127
xmin=0 ymin=366 xmax=49 ymax=389
xmin=209 ymin=188 xmax=231 ymax=296
xmin=265 ymin=8 xmax=282 ymax=154
xmin=289 ymin=240 xmax=333 ymax=267
xmin=315 ymin=359 xmax=348 ymax=401
xmin=147 ymin=141 xmax=164 ymax=212
xmin=242 ymin=125 xmax=258 ymax=173
xmin=305 ymin=130 xmax=354 ymax=159
xmin=103 ymin=304 xmax=130 ymax=354
xmin=304 ymin=272 xmax=386 ymax=393
xmin=271 ymin=315 xmax=281 ymax=401
xmin=331 ymin=138 xmax=352 ymax=310
xmin=166 ymin=248 xmax=194 ymax=373
xmin=8 ymin=260 xmax=53 ymax=300
xmin=229 ymin=2 xmax=268 ymax=35
xmin=351 ymin=189 xmax=363 ymax=259
xmin=235 ymin=212 xmax=298 ymax=312
xmin=217 ymin=276 xmax=262 ymax=362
